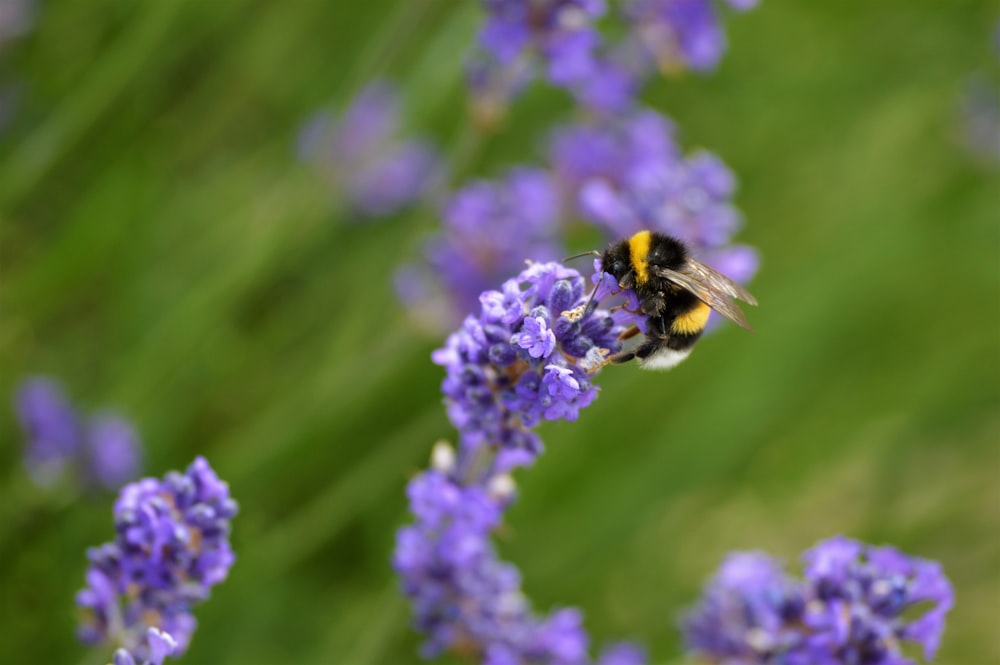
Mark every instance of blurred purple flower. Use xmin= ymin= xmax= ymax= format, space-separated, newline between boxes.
xmin=595 ymin=643 xmax=648 ymax=665
xmin=681 ymin=536 xmax=954 ymax=664
xmin=0 ymin=0 xmax=33 ymax=46
xmin=682 ymin=551 xmax=806 ymax=663
xmin=466 ymin=0 xmax=756 ymax=116
xmin=87 ymin=414 xmax=143 ymax=491
xmin=13 ymin=376 xmax=143 ymax=489
xmin=298 ymin=80 xmax=442 ymax=217
xmin=401 ymin=167 xmax=566 ymax=325
xmin=112 ymin=628 xmax=177 ymax=665
xmin=77 ymin=457 xmax=238 ymax=660
xmin=478 ymin=0 xmax=607 ymax=72
xmin=624 ymin=0 xmax=758 ymax=74
xmin=470 ymin=0 xmax=628 ymax=116
xmin=14 ymin=377 xmax=82 ymax=485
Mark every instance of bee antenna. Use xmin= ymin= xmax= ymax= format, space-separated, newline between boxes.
xmin=581 ymin=268 xmax=605 ymax=316
xmin=562 ymin=250 xmax=601 ymax=263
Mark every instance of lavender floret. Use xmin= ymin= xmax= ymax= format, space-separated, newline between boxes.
xmin=87 ymin=414 xmax=143 ymax=491
xmin=298 ymin=80 xmax=441 ymax=217
xmin=681 ymin=536 xmax=954 ymax=664
xmin=14 ymin=377 xmax=82 ymax=485
xmin=77 ymin=457 xmax=237 ymax=660
xmin=112 ymin=628 xmax=177 ymax=665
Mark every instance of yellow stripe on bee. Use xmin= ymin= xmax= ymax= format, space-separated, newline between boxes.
xmin=628 ymin=230 xmax=652 ymax=284
xmin=671 ymin=302 xmax=711 ymax=335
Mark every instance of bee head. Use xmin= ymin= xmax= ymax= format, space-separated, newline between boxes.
xmin=600 ymin=241 xmax=631 ymax=281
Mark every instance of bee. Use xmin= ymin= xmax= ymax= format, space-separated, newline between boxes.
xmin=591 ymin=230 xmax=757 ymax=370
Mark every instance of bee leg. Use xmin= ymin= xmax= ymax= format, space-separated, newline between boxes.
xmin=607 ymin=350 xmax=636 ymax=365
xmin=632 ymin=338 xmax=662 ymax=361
xmin=585 ymin=347 xmax=635 ymax=374
xmin=610 ymin=303 xmax=643 ymax=316
xmin=618 ymin=325 xmax=642 ymax=341
xmin=640 ymin=294 xmax=666 ymax=316
xmin=602 ymin=337 xmax=658 ymax=367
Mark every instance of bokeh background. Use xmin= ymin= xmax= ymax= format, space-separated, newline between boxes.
xmin=1 ymin=1 xmax=998 ymax=663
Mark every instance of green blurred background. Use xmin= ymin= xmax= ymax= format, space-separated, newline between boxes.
xmin=1 ymin=0 xmax=998 ymax=663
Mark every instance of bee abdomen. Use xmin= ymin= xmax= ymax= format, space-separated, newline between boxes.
xmin=669 ymin=302 xmax=711 ymax=336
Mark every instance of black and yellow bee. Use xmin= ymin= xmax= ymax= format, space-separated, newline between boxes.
xmin=595 ymin=230 xmax=757 ymax=370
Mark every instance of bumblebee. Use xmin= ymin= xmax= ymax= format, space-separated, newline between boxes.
xmin=596 ymin=230 xmax=757 ymax=370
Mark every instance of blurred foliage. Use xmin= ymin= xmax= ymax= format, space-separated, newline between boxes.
xmin=1 ymin=0 xmax=998 ymax=664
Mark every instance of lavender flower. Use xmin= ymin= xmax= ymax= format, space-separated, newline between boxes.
xmin=432 ymin=261 xmax=625 ymax=470
xmin=395 ymin=262 xmax=646 ymax=663
xmin=623 ymin=0 xmax=758 ymax=74
xmin=112 ymin=628 xmax=177 ymax=665
xmin=681 ymin=536 xmax=954 ymax=665
xmin=478 ymin=0 xmax=607 ymax=84
xmin=298 ymin=80 xmax=441 ymax=217
xmin=77 ymin=457 xmax=238 ymax=660
xmin=88 ymin=414 xmax=143 ymax=490
xmin=467 ymin=0 xmax=756 ymax=116
xmin=13 ymin=376 xmax=142 ymax=489
xmin=550 ymin=108 xmax=759 ymax=283
xmin=395 ymin=445 xmax=645 ymax=665
xmin=14 ymin=377 xmax=81 ymax=485
xmin=401 ymin=168 xmax=566 ymax=326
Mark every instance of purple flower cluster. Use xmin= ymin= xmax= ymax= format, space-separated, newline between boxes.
xmin=471 ymin=0 xmax=626 ymax=117
xmin=470 ymin=0 xmax=758 ymax=114
xmin=14 ymin=376 xmax=142 ymax=490
xmin=432 ymin=261 xmax=626 ymax=470
xmin=77 ymin=457 xmax=238 ymax=661
xmin=396 ymin=450 xmax=647 ymax=665
xmin=298 ymin=80 xmax=442 ymax=217
xmin=400 ymin=168 xmax=566 ymax=324
xmin=681 ymin=536 xmax=954 ymax=665
xmin=394 ymin=261 xmax=647 ymax=663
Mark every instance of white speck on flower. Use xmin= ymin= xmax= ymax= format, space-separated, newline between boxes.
xmin=431 ymin=440 xmax=456 ymax=473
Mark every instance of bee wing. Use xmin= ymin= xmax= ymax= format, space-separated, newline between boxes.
xmin=684 ymin=259 xmax=758 ymax=306
xmin=650 ymin=260 xmax=757 ymax=331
